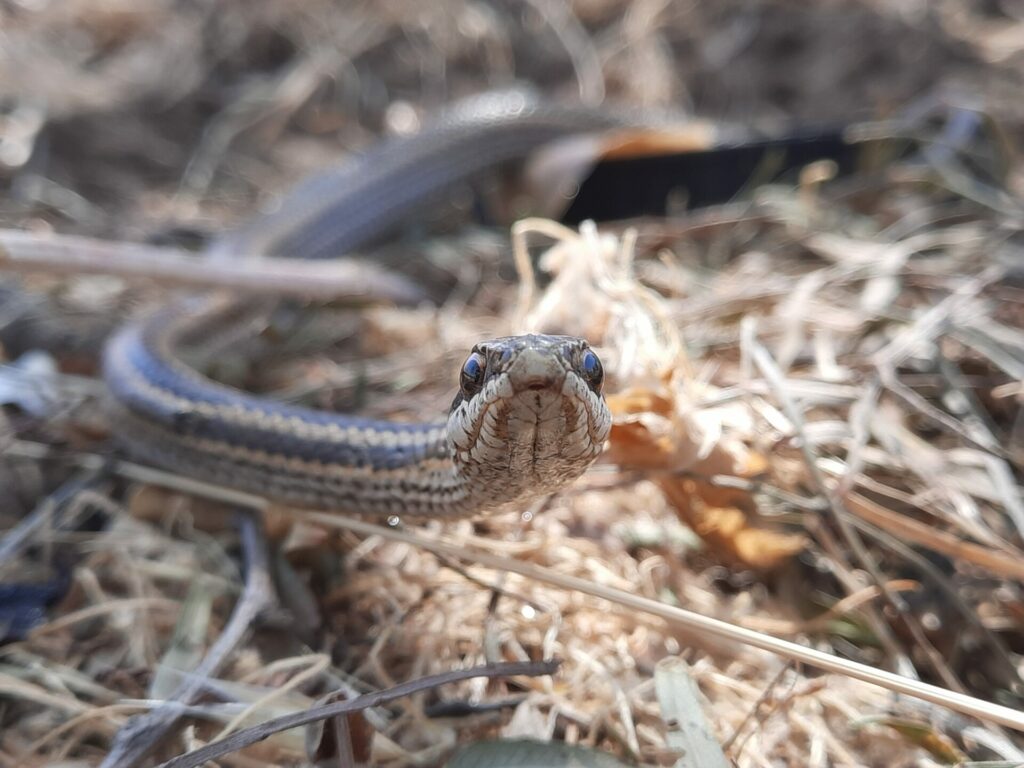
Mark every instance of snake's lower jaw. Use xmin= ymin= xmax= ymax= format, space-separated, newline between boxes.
xmin=448 ymin=370 xmax=610 ymax=511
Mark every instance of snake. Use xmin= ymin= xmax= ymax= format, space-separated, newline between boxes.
xmin=102 ymin=91 xmax=626 ymax=518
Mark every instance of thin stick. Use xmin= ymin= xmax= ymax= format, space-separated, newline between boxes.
xmin=721 ymin=662 xmax=793 ymax=753
xmin=0 ymin=470 xmax=107 ymax=567
xmin=14 ymin=441 xmax=1024 ymax=732
xmin=746 ymin=334 xmax=916 ymax=675
xmin=848 ymin=516 xmax=1022 ymax=689
xmin=0 ymin=228 xmax=421 ymax=304
xmin=301 ymin=511 xmax=1024 ymax=734
xmin=843 ymin=491 xmax=1024 ymax=580
xmin=159 ymin=660 xmax=560 ymax=768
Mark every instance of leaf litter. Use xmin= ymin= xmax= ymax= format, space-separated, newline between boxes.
xmin=2 ymin=1 xmax=1024 ymax=766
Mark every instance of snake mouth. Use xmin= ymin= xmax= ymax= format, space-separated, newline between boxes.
xmin=520 ymin=375 xmax=559 ymax=392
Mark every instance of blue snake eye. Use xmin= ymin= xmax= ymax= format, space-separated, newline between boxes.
xmin=460 ymin=352 xmax=487 ymax=396
xmin=581 ymin=350 xmax=603 ymax=392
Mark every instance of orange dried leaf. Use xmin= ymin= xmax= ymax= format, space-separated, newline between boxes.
xmin=606 ymin=387 xmax=804 ymax=569
xmin=606 ymin=389 xmax=675 ymax=417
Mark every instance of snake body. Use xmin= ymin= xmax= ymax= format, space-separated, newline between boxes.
xmin=103 ymin=92 xmax=618 ymax=517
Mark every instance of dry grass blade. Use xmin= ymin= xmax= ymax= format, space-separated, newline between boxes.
xmin=5 ymin=3 xmax=1024 ymax=765
xmin=0 ymin=229 xmax=421 ymax=304
xmin=843 ymin=492 xmax=1024 ymax=581
xmin=99 ymin=513 xmax=275 ymax=768
xmin=158 ymin=660 xmax=561 ymax=768
xmin=301 ymin=511 xmax=1024 ymax=733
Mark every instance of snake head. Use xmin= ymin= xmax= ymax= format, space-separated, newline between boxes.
xmin=447 ymin=334 xmax=611 ymax=511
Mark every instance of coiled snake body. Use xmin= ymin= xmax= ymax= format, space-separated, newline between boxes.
xmin=103 ymin=92 xmax=620 ymax=517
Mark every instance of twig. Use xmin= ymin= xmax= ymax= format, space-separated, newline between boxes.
xmin=330 ymin=710 xmax=357 ymax=768
xmin=301 ymin=511 xmax=1024 ymax=733
xmin=721 ymin=662 xmax=794 ymax=753
xmin=210 ymin=654 xmax=330 ymax=743
xmin=981 ymin=453 xmax=1024 ymax=543
xmin=158 ymin=659 xmax=561 ymax=768
xmin=848 ymin=516 xmax=1023 ymax=693
xmin=741 ymin=581 xmax=921 ymax=636
xmin=936 ymin=354 xmax=1004 ymax=448
xmin=15 ymin=440 xmax=1024 ymax=732
xmin=756 ymin=334 xmax=974 ymax=694
xmin=0 ymin=228 xmax=422 ymax=304
xmin=29 ymin=597 xmax=181 ymax=637
xmin=0 ymin=470 xmax=101 ymax=567
xmin=100 ymin=512 xmax=275 ymax=768
xmin=435 ymin=551 xmax=548 ymax=615
xmin=881 ymin=373 xmax=1007 ymax=458
xmin=842 ymin=492 xmax=1024 ymax=581
xmin=835 ymin=377 xmax=882 ymax=498
xmin=674 ymin=471 xmax=828 ymax=512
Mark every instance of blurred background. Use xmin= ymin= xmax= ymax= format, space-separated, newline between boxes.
xmin=2 ymin=1 xmax=1018 ymax=243
xmin=3 ymin=2 xmax=1024 ymax=767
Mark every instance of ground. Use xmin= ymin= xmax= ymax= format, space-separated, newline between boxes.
xmin=1 ymin=2 xmax=1024 ymax=766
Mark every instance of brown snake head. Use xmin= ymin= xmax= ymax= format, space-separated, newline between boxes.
xmin=447 ymin=334 xmax=611 ymax=511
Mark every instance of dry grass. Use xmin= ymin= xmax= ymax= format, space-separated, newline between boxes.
xmin=2 ymin=1 xmax=1024 ymax=766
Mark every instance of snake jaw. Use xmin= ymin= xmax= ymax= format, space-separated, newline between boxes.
xmin=447 ymin=334 xmax=610 ymax=512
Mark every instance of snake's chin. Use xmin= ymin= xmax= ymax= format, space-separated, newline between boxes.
xmin=446 ymin=334 xmax=611 ymax=511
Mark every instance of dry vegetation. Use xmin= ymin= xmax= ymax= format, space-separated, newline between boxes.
xmin=2 ymin=1 xmax=1024 ymax=766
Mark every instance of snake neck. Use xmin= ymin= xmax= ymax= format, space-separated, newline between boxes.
xmin=103 ymin=300 xmax=609 ymax=519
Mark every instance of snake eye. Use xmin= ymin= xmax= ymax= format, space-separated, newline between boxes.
xmin=580 ymin=350 xmax=603 ymax=392
xmin=460 ymin=352 xmax=487 ymax=397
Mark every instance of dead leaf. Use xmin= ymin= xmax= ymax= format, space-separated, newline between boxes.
xmin=606 ymin=387 xmax=805 ymax=570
